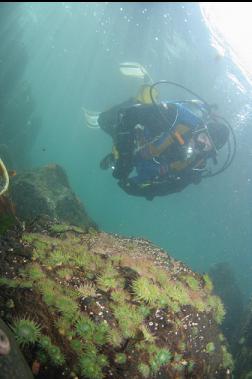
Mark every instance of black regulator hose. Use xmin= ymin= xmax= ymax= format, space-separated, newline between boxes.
xmin=149 ymin=80 xmax=237 ymax=177
xmin=150 ymin=80 xmax=211 ymax=110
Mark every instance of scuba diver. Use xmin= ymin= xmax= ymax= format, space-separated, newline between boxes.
xmin=83 ymin=63 xmax=235 ymax=201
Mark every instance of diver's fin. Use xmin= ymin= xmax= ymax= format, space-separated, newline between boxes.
xmin=119 ymin=62 xmax=153 ymax=83
xmin=82 ymin=107 xmax=100 ymax=129
xmin=0 ymin=158 xmax=9 ymax=196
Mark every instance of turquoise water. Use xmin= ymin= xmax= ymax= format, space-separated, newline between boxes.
xmin=2 ymin=3 xmax=252 ymax=301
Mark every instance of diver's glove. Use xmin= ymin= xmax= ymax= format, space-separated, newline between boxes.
xmin=112 ymin=154 xmax=133 ymax=180
xmin=100 ymin=153 xmax=115 ymax=170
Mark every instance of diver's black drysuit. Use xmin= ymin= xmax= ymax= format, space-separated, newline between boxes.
xmin=98 ymin=101 xmax=213 ymax=200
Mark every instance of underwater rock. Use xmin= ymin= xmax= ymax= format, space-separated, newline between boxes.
xmin=10 ymin=164 xmax=96 ymax=230
xmin=234 ymin=299 xmax=252 ymax=378
xmin=209 ymin=262 xmax=244 ymax=351
xmin=0 ymin=318 xmax=33 ymax=379
xmin=0 ymin=223 xmax=233 ymax=379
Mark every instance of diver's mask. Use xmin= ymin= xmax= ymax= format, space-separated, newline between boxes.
xmin=193 ymin=127 xmax=217 ymax=154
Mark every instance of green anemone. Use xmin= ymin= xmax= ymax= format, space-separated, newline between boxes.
xmin=11 ymin=317 xmax=41 ymax=347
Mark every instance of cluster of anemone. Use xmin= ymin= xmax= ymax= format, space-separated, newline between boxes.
xmin=26 ymin=263 xmax=46 ymax=281
xmin=106 ymin=328 xmax=123 ymax=347
xmin=92 ymin=322 xmax=109 ymax=346
xmin=39 ymin=335 xmax=65 ymax=366
xmin=56 ymin=268 xmax=73 ymax=280
xmin=132 ymin=277 xmax=161 ymax=306
xmin=165 ymin=281 xmax=191 ymax=306
xmin=181 ymin=274 xmax=200 ymax=291
xmin=38 ymin=278 xmax=58 ymax=307
xmin=206 ymin=295 xmax=226 ymax=324
xmin=96 ymin=274 xmax=118 ymax=292
xmin=112 ymin=303 xmax=144 ymax=338
xmin=6 ymin=225 xmax=233 ymax=378
xmin=47 ymin=250 xmax=70 ymax=266
xmin=202 ymin=274 xmax=214 ymax=292
xmin=78 ymin=347 xmax=108 ymax=379
xmin=55 ymin=295 xmax=79 ymax=320
xmin=11 ymin=318 xmax=65 ymax=367
xmin=150 ymin=348 xmax=172 ymax=373
xmin=110 ymin=288 xmax=129 ymax=304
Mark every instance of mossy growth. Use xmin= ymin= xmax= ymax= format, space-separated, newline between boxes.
xmin=11 ymin=317 xmax=41 ymax=347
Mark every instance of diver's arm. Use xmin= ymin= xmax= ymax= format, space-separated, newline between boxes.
xmin=112 ymin=106 xmax=141 ymax=180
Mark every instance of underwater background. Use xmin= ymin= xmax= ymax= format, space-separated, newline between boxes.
xmin=1 ymin=1 xmax=251 ymax=304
